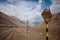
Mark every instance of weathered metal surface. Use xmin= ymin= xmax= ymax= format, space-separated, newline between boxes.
xmin=41 ymin=8 xmax=52 ymax=23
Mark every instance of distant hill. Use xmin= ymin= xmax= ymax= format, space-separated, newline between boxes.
xmin=0 ymin=11 xmax=24 ymax=27
xmin=0 ymin=11 xmax=35 ymax=28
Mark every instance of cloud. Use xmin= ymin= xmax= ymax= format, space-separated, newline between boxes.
xmin=0 ymin=0 xmax=43 ymax=24
xmin=39 ymin=0 xmax=43 ymax=4
xmin=6 ymin=0 xmax=24 ymax=3
xmin=0 ymin=4 xmax=16 ymax=16
xmin=50 ymin=0 xmax=60 ymax=14
xmin=51 ymin=0 xmax=60 ymax=4
xmin=7 ymin=0 xmax=15 ymax=3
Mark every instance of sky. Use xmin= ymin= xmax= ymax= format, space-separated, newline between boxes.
xmin=0 ymin=0 xmax=60 ymax=25
xmin=50 ymin=0 xmax=60 ymax=14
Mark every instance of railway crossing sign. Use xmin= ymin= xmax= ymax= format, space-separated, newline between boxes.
xmin=41 ymin=8 xmax=52 ymax=23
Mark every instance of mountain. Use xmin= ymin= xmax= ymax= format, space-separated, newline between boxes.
xmin=0 ymin=11 xmax=24 ymax=27
xmin=48 ymin=13 xmax=60 ymax=40
xmin=0 ymin=11 xmax=35 ymax=28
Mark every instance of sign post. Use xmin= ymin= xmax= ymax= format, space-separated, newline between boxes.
xmin=41 ymin=8 xmax=52 ymax=40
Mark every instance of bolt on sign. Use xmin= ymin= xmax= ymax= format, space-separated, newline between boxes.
xmin=41 ymin=8 xmax=52 ymax=23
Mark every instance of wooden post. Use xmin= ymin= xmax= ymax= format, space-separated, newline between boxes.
xmin=27 ymin=20 xmax=28 ymax=33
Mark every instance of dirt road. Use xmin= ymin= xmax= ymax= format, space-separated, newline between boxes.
xmin=0 ymin=28 xmax=45 ymax=40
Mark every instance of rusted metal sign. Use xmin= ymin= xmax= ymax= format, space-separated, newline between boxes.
xmin=41 ymin=8 xmax=52 ymax=23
